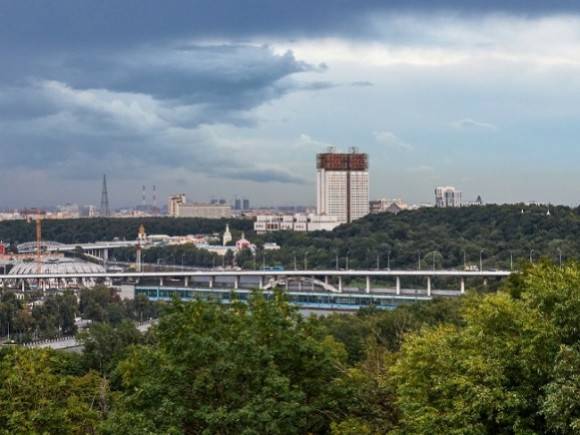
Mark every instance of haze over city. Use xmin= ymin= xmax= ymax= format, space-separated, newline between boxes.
xmin=2 ymin=1 xmax=580 ymax=207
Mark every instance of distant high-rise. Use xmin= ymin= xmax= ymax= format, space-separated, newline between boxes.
xmin=234 ymin=198 xmax=242 ymax=211
xmin=435 ymin=186 xmax=462 ymax=208
xmin=100 ymin=174 xmax=110 ymax=217
xmin=242 ymin=199 xmax=250 ymax=210
xmin=316 ymin=147 xmax=369 ymax=224
xmin=168 ymin=194 xmax=186 ymax=217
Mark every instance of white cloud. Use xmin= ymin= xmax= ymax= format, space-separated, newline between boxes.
xmin=271 ymin=15 xmax=580 ymax=68
xmin=373 ymin=130 xmax=413 ymax=150
xmin=451 ymin=118 xmax=497 ymax=130
xmin=295 ymin=134 xmax=335 ymax=150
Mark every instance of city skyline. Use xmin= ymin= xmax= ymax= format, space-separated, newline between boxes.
xmin=2 ymin=2 xmax=580 ymax=207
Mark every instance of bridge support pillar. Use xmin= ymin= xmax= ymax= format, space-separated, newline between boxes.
xmin=427 ymin=276 xmax=432 ymax=297
xmin=234 ymin=276 xmax=239 ymax=289
xmin=103 ymin=249 xmax=109 ymax=264
xmin=338 ymin=276 xmax=343 ymax=293
xmin=460 ymin=277 xmax=465 ymax=294
xmin=209 ymin=276 xmax=214 ymax=288
xmin=365 ymin=276 xmax=371 ymax=294
xmin=136 ymin=248 xmax=142 ymax=273
xmin=396 ymin=276 xmax=401 ymax=295
xmin=159 ymin=278 xmax=164 ymax=287
xmin=258 ymin=276 xmax=264 ymax=289
xmin=184 ymin=276 xmax=189 ymax=287
xmin=324 ymin=275 xmax=329 ymax=284
xmin=298 ymin=279 xmax=303 ymax=291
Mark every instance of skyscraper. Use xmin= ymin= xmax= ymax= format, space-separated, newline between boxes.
xmin=316 ymin=147 xmax=369 ymax=224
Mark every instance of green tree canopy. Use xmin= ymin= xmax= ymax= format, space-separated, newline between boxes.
xmin=105 ymin=292 xmax=347 ymax=434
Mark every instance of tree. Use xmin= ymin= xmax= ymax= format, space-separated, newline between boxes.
xmin=105 ymin=292 xmax=347 ymax=434
xmin=0 ymin=347 xmax=106 ymax=433
xmin=542 ymin=345 xmax=580 ymax=434
xmin=78 ymin=320 xmax=143 ymax=376
xmin=392 ymin=292 xmax=558 ymax=434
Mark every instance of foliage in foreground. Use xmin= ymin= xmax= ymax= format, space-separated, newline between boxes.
xmin=103 ymin=293 xmax=346 ymax=434
xmin=4 ymin=263 xmax=580 ymax=433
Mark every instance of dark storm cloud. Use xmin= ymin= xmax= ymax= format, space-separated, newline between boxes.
xmin=0 ymin=1 xmax=578 ymax=51
xmin=0 ymin=0 xmax=576 ymax=201
xmin=215 ymin=168 xmax=306 ymax=184
xmin=60 ymin=45 xmax=318 ymax=105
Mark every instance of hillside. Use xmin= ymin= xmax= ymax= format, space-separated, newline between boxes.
xmin=253 ymin=204 xmax=580 ymax=270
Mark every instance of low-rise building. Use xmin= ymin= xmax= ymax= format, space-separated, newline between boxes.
xmin=168 ymin=194 xmax=232 ymax=218
xmin=369 ymin=198 xmax=409 ymax=215
xmin=254 ymin=214 xmax=340 ymax=234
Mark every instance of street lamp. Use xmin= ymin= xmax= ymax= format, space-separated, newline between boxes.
xmin=432 ymin=251 xmax=441 ymax=271
xmin=376 ymin=254 xmax=380 ymax=270
xmin=479 ymin=249 xmax=485 ymax=272
xmin=509 ymin=250 xmax=513 ymax=271
xmin=557 ymin=248 xmax=563 ymax=268
xmin=293 ymin=255 xmax=297 ymax=271
xmin=335 ymin=250 xmax=339 ymax=270
xmin=463 ymin=250 xmax=467 ymax=270
xmin=529 ymin=249 xmax=535 ymax=264
xmin=387 ymin=249 xmax=391 ymax=270
xmin=417 ymin=250 xmax=421 ymax=270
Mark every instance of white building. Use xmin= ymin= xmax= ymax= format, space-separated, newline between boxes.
xmin=168 ymin=194 xmax=232 ymax=218
xmin=435 ymin=186 xmax=462 ymax=208
xmin=168 ymin=194 xmax=186 ymax=217
xmin=254 ymin=214 xmax=340 ymax=234
xmin=316 ymin=148 xmax=369 ymax=223
xmin=369 ymin=198 xmax=409 ymax=215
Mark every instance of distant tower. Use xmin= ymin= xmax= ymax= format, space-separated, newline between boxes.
xmin=142 ymin=185 xmax=146 ymax=208
xmin=223 ymin=224 xmax=232 ymax=246
xmin=100 ymin=174 xmax=110 ymax=217
xmin=152 ymin=185 xmax=157 ymax=209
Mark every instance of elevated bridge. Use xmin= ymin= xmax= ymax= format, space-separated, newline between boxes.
xmin=1 ymin=269 xmax=512 ymax=300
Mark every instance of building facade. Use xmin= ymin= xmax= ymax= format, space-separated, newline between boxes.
xmin=168 ymin=194 xmax=186 ymax=217
xmin=168 ymin=194 xmax=232 ymax=218
xmin=369 ymin=198 xmax=409 ymax=215
xmin=254 ymin=214 xmax=340 ymax=234
xmin=435 ymin=186 xmax=462 ymax=208
xmin=316 ymin=148 xmax=369 ymax=223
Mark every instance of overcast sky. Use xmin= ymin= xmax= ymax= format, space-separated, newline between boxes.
xmin=2 ymin=1 xmax=580 ymax=208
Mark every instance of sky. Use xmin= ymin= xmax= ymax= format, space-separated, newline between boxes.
xmin=2 ymin=1 xmax=580 ymax=208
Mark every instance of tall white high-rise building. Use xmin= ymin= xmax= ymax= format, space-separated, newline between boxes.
xmin=316 ymin=148 xmax=369 ymax=224
xmin=435 ymin=186 xmax=462 ymax=207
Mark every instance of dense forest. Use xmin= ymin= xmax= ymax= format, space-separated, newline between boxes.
xmin=0 ymin=217 xmax=252 ymax=245
xmin=252 ymin=204 xmax=580 ymax=271
xmin=3 ymin=262 xmax=580 ymax=433
xmin=3 ymin=205 xmax=580 ymax=271
xmin=110 ymin=204 xmax=580 ymax=271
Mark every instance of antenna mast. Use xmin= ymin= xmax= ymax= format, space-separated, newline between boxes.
xmin=100 ymin=174 xmax=110 ymax=217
